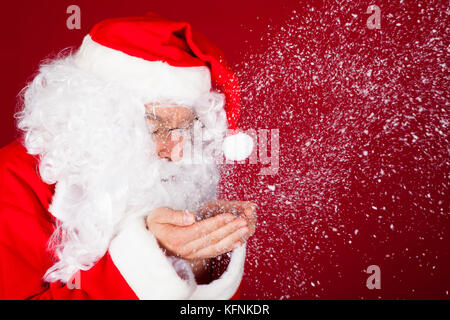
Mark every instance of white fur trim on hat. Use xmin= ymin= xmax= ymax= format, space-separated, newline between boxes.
xmin=223 ymin=132 xmax=254 ymax=161
xmin=73 ymin=35 xmax=212 ymax=105
xmin=109 ymin=216 xmax=246 ymax=300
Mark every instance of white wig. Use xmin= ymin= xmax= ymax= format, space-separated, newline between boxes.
xmin=16 ymin=50 xmax=228 ymax=283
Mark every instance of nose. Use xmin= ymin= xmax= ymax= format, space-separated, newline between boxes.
xmin=157 ymin=146 xmax=172 ymax=160
xmin=156 ymin=136 xmax=184 ymax=162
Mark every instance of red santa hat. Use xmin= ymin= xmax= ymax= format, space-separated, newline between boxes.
xmin=74 ymin=12 xmax=253 ymax=161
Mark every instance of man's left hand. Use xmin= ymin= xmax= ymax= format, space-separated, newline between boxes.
xmin=197 ymin=200 xmax=258 ymax=243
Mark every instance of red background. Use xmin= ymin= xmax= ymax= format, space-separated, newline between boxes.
xmin=0 ymin=1 xmax=448 ymax=299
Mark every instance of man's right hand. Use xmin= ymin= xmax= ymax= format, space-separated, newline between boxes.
xmin=145 ymin=207 xmax=249 ymax=260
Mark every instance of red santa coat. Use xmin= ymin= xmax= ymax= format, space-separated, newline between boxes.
xmin=0 ymin=140 xmax=244 ymax=300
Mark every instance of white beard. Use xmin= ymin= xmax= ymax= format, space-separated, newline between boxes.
xmin=152 ymin=158 xmax=220 ymax=212
xmin=16 ymin=53 xmax=227 ymax=283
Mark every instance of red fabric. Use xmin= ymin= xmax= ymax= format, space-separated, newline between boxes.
xmin=0 ymin=140 xmax=139 ymax=299
xmin=0 ymin=139 xmax=242 ymax=300
xmin=89 ymin=12 xmax=241 ymax=130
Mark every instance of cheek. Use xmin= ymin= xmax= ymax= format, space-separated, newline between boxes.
xmin=154 ymin=134 xmax=186 ymax=161
xmin=169 ymin=134 xmax=186 ymax=161
xmin=154 ymin=139 xmax=163 ymax=151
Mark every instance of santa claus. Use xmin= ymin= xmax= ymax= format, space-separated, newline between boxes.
xmin=0 ymin=13 xmax=256 ymax=299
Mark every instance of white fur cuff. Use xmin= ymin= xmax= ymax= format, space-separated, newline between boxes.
xmin=109 ymin=217 xmax=246 ymax=300
xmin=109 ymin=217 xmax=195 ymax=299
xmin=190 ymin=244 xmax=246 ymax=300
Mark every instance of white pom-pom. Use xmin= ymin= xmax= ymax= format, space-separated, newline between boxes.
xmin=223 ymin=132 xmax=254 ymax=161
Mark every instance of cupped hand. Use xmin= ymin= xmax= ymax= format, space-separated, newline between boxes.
xmin=145 ymin=207 xmax=250 ymax=260
xmin=197 ymin=200 xmax=257 ymax=243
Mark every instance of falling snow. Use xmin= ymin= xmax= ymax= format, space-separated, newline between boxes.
xmin=219 ymin=0 xmax=449 ymax=299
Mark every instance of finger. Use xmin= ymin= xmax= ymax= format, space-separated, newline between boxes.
xmin=185 ymin=226 xmax=249 ymax=260
xmin=215 ymin=200 xmax=257 ymax=217
xmin=244 ymin=206 xmax=257 ymax=235
xmin=183 ymin=216 xmax=248 ymax=253
xmin=202 ymin=200 xmax=240 ymax=214
xmin=181 ymin=212 xmax=235 ymax=242
xmin=244 ymin=202 xmax=257 ymax=218
xmin=152 ymin=208 xmax=196 ymax=226
xmin=239 ymin=224 xmax=255 ymax=243
xmin=151 ymin=212 xmax=238 ymax=256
